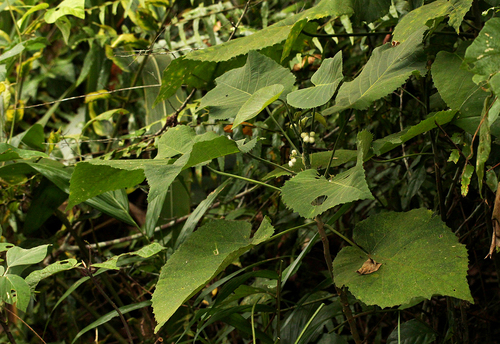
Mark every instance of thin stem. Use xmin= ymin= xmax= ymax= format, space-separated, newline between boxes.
xmin=83 ymin=263 xmax=134 ymax=344
xmin=3 ymin=307 xmax=46 ymax=344
xmin=206 ymin=165 xmax=281 ymax=192
xmin=251 ymin=301 xmax=258 ymax=344
xmin=324 ymin=223 xmax=368 ymax=254
xmin=371 ymin=153 xmax=433 ymax=163
xmin=324 ymin=112 xmax=348 ymax=177
xmin=0 ymin=309 xmax=17 ymax=344
xmin=227 ymin=0 xmax=251 ymax=41
xmin=293 ymin=304 xmax=325 ymax=344
xmin=276 ymin=260 xmax=283 ymax=342
xmin=315 ymin=216 xmax=334 ymax=281
xmin=336 ymin=287 xmax=362 ymax=344
xmin=154 ymin=88 xmax=196 ymax=136
xmin=268 ymin=222 xmax=314 ymax=241
xmin=246 ymin=152 xmax=296 ymax=175
xmin=267 ymin=107 xmax=300 ymax=153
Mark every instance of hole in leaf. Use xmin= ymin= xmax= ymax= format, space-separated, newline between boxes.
xmin=311 ymin=195 xmax=327 ymax=206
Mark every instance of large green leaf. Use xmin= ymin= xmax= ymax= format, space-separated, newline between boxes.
xmin=280 ymin=131 xmax=373 ymax=218
xmin=0 ymin=143 xmax=47 ymax=161
xmin=7 ymin=245 xmax=50 ymax=269
xmin=392 ymin=0 xmax=471 ymax=42
xmin=25 ymin=259 xmax=79 ymax=291
xmin=432 ymin=49 xmax=488 ymax=118
xmin=152 ymin=217 xmax=274 ymax=333
xmin=186 ymin=0 xmax=353 ymax=62
xmin=0 ymin=275 xmax=31 ymax=312
xmin=198 ymin=51 xmax=295 ymax=120
xmin=464 ymin=17 xmax=500 ymax=77
xmin=44 ymin=0 xmax=85 ymax=23
xmin=233 ymin=84 xmax=284 ymax=127
xmin=351 ymin=0 xmax=391 ymax=24
xmin=287 ymin=51 xmax=343 ymax=109
xmin=333 ymin=209 xmax=473 ymax=308
xmin=323 ymin=28 xmax=426 ymax=116
xmin=372 ymin=110 xmax=457 ymax=155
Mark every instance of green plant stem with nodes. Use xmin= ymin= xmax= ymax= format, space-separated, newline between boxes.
xmin=0 ymin=309 xmax=17 ymax=344
xmin=324 ymin=112 xmax=348 ymax=178
xmin=206 ymin=165 xmax=281 ymax=192
xmin=266 ymin=107 xmax=300 ymax=153
xmin=246 ymin=152 xmax=296 ymax=175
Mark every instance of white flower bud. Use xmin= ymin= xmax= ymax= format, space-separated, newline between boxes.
xmin=291 ymin=157 xmax=297 ymax=164
xmin=303 ymin=136 xmax=310 ymax=143
xmin=309 ymin=131 xmax=316 ymax=137
xmin=291 ymin=149 xmax=297 ymax=156
xmin=309 ymin=137 xmax=315 ymax=143
xmin=288 ymin=160 xmax=295 ymax=167
xmin=300 ymin=132 xmax=308 ymax=139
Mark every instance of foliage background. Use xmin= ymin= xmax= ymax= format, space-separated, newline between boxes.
xmin=1 ymin=0 xmax=500 ymax=343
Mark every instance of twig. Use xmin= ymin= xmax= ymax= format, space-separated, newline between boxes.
xmin=154 ymin=88 xmax=197 ymax=136
xmin=82 ymin=262 xmax=134 ymax=344
xmin=336 ymin=287 xmax=362 ymax=344
xmin=0 ymin=309 xmax=17 ymax=344
xmin=3 ymin=307 xmax=46 ymax=344
xmin=206 ymin=165 xmax=282 ymax=192
xmin=227 ymin=0 xmax=251 ymax=41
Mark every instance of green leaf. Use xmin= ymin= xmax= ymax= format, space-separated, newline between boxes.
xmin=44 ymin=0 xmax=85 ymax=24
xmin=461 ymin=164 xmax=474 ymax=196
xmin=185 ymin=0 xmax=353 ymax=62
xmin=7 ymin=244 xmax=50 ymax=268
xmin=281 ymin=19 xmax=308 ymax=62
xmin=351 ymin=0 xmax=391 ymax=24
xmin=55 ymin=17 xmax=72 ymax=45
xmin=17 ymin=3 xmax=49 ymax=29
xmin=175 ymin=179 xmax=231 ymax=249
xmin=333 ymin=209 xmax=473 ymax=308
xmin=464 ymin=18 xmax=500 ymax=76
xmin=387 ymin=319 xmax=437 ymax=344
xmin=448 ymin=0 xmax=473 ymax=33
xmin=67 ymin=163 xmax=145 ymax=208
xmin=263 ymin=149 xmax=358 ymax=180
xmin=198 ymin=51 xmax=295 ymax=120
xmin=152 ymin=217 xmax=275 ymax=333
xmin=154 ymin=57 xmax=216 ymax=106
xmin=287 ymin=51 xmax=343 ymax=109
xmin=323 ymin=28 xmax=426 ymax=116
xmin=92 ymin=243 xmax=165 ymax=270
xmin=0 ymin=275 xmax=31 ymax=312
xmin=71 ymin=301 xmax=152 ymax=344
xmin=392 ymin=0 xmax=450 ymax=42
xmin=0 ymin=143 xmax=47 ymax=161
xmin=280 ymin=131 xmax=373 ymax=218
xmin=432 ymin=49 xmax=488 ymax=119
xmin=25 ymin=259 xmax=79 ymax=291
xmin=0 ymin=43 xmax=24 ymax=63
xmin=233 ymin=84 xmax=284 ymax=127
xmin=372 ymin=110 xmax=457 ymax=155
xmin=81 ymin=108 xmax=129 ymax=132
xmin=477 ymin=99 xmax=492 ymax=192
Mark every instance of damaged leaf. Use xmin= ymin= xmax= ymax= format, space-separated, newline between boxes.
xmin=356 ymin=258 xmax=382 ymax=275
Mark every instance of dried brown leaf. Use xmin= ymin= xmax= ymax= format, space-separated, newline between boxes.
xmin=356 ymin=258 xmax=382 ymax=275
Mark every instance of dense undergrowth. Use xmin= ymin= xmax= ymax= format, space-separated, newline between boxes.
xmin=1 ymin=0 xmax=500 ymax=343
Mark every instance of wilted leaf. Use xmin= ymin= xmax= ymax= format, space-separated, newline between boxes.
xmin=356 ymin=258 xmax=382 ymax=275
xmin=333 ymin=209 xmax=473 ymax=308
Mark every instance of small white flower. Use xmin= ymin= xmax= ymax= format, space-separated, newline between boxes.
xmin=309 ymin=131 xmax=316 ymax=137
xmin=288 ymin=160 xmax=295 ymax=167
xmin=300 ymin=132 xmax=308 ymax=139
xmin=303 ymin=136 xmax=310 ymax=143
xmin=291 ymin=149 xmax=297 ymax=156
xmin=291 ymin=157 xmax=297 ymax=164
xmin=309 ymin=137 xmax=315 ymax=143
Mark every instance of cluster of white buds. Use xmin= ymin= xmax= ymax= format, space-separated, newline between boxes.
xmin=288 ymin=149 xmax=298 ymax=167
xmin=300 ymin=131 xmax=316 ymax=143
